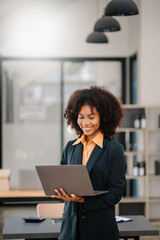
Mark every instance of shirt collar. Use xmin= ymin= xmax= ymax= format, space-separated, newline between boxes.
xmin=72 ymin=134 xmax=85 ymax=145
xmin=73 ymin=131 xmax=104 ymax=148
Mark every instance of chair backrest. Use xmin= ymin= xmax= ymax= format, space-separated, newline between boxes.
xmin=37 ymin=203 xmax=65 ymax=218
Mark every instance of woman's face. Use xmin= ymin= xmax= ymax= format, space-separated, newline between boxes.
xmin=77 ymin=104 xmax=100 ymax=142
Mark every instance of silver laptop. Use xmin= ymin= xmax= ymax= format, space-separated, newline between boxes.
xmin=35 ymin=165 xmax=108 ymax=196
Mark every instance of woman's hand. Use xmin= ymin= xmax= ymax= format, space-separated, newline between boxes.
xmin=51 ymin=188 xmax=84 ymax=203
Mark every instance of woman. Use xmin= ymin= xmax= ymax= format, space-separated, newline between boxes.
xmin=52 ymin=86 xmax=126 ymax=240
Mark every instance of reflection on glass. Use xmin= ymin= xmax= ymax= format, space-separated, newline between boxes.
xmin=2 ymin=61 xmax=61 ymax=187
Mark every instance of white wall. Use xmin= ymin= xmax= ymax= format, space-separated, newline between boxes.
xmin=1 ymin=0 xmax=160 ymax=105
xmin=0 ymin=0 xmax=139 ymax=57
xmin=138 ymin=0 xmax=160 ymax=105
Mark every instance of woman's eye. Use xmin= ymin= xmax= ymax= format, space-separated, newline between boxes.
xmin=78 ymin=116 xmax=95 ymax=120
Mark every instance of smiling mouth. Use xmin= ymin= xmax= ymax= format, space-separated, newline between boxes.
xmin=83 ymin=127 xmax=92 ymax=131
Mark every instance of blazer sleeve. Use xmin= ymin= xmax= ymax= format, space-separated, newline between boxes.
xmin=83 ymin=143 xmax=126 ymax=211
xmin=60 ymin=141 xmax=71 ymax=165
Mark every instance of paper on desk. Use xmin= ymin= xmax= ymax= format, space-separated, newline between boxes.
xmin=116 ymin=216 xmax=132 ymax=223
xmin=52 ymin=216 xmax=132 ymax=224
xmin=52 ymin=218 xmax=62 ymax=224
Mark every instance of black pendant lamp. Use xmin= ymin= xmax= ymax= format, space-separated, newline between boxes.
xmin=94 ymin=16 xmax=121 ymax=32
xmin=105 ymin=0 xmax=139 ymax=16
xmin=86 ymin=32 xmax=109 ymax=44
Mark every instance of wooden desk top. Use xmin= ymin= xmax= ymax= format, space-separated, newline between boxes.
xmin=0 ymin=188 xmax=55 ymax=203
xmin=0 ymin=189 xmax=46 ymax=198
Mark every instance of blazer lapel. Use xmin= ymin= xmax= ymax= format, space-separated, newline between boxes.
xmin=70 ymin=139 xmax=108 ymax=172
xmin=70 ymin=143 xmax=83 ymax=165
xmin=86 ymin=138 xmax=109 ymax=174
xmin=86 ymin=144 xmax=103 ymax=174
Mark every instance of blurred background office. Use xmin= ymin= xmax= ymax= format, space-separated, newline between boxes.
xmin=0 ymin=1 xmax=160 ymax=239
xmin=1 ymin=0 xmax=160 ymax=187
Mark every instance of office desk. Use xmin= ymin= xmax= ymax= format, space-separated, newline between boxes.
xmin=2 ymin=215 xmax=159 ymax=240
xmin=0 ymin=189 xmax=52 ymax=204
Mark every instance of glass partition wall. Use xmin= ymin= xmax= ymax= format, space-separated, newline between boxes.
xmin=1 ymin=58 xmax=125 ymax=187
xmin=63 ymin=61 xmax=123 ymax=146
xmin=2 ymin=60 xmax=62 ymax=187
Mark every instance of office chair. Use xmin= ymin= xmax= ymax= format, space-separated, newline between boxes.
xmin=37 ymin=202 xmax=64 ymax=240
xmin=37 ymin=202 xmax=64 ymax=218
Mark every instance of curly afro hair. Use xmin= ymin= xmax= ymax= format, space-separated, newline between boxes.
xmin=64 ymin=86 xmax=124 ymax=139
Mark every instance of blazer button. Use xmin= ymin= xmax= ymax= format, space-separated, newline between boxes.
xmin=81 ymin=216 xmax=86 ymax=219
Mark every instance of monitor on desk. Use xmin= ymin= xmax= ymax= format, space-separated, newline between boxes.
xmin=19 ymin=169 xmax=42 ymax=190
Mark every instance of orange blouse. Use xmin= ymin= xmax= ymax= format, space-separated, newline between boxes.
xmin=73 ymin=131 xmax=104 ymax=165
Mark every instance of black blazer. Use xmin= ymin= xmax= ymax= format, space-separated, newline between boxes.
xmin=59 ymin=138 xmax=126 ymax=240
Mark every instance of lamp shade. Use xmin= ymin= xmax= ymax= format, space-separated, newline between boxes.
xmin=105 ymin=0 xmax=139 ymax=16
xmin=94 ymin=16 xmax=121 ymax=32
xmin=86 ymin=32 xmax=109 ymax=43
